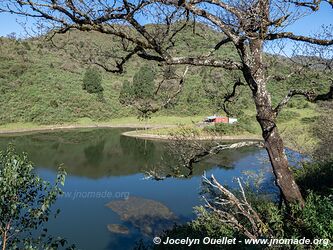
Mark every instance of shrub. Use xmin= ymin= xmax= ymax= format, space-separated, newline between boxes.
xmin=295 ymin=161 xmax=333 ymax=196
xmin=82 ymin=67 xmax=104 ymax=94
xmin=146 ymin=190 xmax=333 ymax=250
xmin=132 ymin=65 xmax=155 ymax=100
xmin=118 ymin=65 xmax=156 ymax=120
xmin=119 ymin=80 xmax=134 ymax=105
xmin=204 ymin=122 xmax=245 ymax=135
xmin=0 ymin=145 xmax=74 ymax=249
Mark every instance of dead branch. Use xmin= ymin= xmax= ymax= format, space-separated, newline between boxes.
xmin=202 ymin=174 xmax=273 ymax=239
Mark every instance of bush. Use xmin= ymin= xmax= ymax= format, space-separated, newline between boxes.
xmin=295 ymin=161 xmax=333 ymax=196
xmin=119 ymin=80 xmax=134 ymax=105
xmin=204 ymin=122 xmax=245 ymax=135
xmin=144 ymin=192 xmax=333 ymax=250
xmin=82 ymin=67 xmax=104 ymax=94
xmin=132 ymin=65 xmax=155 ymax=99
xmin=118 ymin=65 xmax=156 ymax=119
xmin=0 ymin=145 xmax=74 ymax=249
xmin=289 ymin=192 xmax=333 ymax=242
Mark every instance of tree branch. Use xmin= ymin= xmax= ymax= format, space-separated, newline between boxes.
xmin=160 ymin=0 xmax=240 ymax=43
xmin=202 ymin=175 xmax=272 ymax=239
xmin=266 ymin=32 xmax=333 ymax=46
xmin=188 ymin=141 xmax=264 ymax=168
xmin=286 ymin=0 xmax=333 ymax=11
xmin=222 ymin=78 xmax=245 ymax=116
xmin=167 ymin=57 xmax=243 ymax=69
xmin=144 ymin=140 xmax=263 ymax=181
xmin=274 ymin=80 xmax=333 ymax=115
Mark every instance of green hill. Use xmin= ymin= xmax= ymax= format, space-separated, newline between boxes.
xmin=0 ymin=24 xmax=330 ymax=136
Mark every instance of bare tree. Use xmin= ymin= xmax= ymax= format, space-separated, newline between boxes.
xmin=1 ymin=0 xmax=333 ymax=206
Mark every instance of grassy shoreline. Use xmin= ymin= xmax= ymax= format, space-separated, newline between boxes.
xmin=0 ymin=116 xmax=261 ymax=141
xmin=0 ymin=111 xmax=316 ymax=154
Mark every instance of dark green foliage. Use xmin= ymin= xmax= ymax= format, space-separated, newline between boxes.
xmin=82 ymin=67 xmax=104 ymax=94
xmin=0 ymin=145 xmax=74 ymax=249
xmin=255 ymin=193 xmax=333 ymax=248
xmin=291 ymin=192 xmax=333 ymax=241
xmin=132 ymin=65 xmax=155 ymax=99
xmin=119 ymin=65 xmax=156 ymax=120
xmin=295 ymin=161 xmax=333 ymax=196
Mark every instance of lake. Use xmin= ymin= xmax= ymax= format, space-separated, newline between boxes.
xmin=0 ymin=128 xmax=278 ymax=250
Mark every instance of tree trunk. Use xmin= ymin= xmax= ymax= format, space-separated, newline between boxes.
xmin=2 ymin=231 xmax=7 ymax=250
xmin=256 ymin=100 xmax=305 ymax=206
xmin=240 ymin=39 xmax=304 ymax=207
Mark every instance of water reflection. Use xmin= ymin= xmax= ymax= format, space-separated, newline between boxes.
xmin=0 ymin=128 xmax=261 ymax=179
xmin=0 ymin=128 xmax=275 ymax=250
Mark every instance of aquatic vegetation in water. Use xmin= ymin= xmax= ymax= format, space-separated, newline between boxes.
xmin=106 ymin=196 xmax=178 ymax=236
xmin=107 ymin=224 xmax=130 ymax=235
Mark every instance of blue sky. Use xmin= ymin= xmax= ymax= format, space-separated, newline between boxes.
xmin=0 ymin=2 xmax=332 ymax=50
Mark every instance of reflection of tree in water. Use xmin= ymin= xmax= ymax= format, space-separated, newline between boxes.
xmin=120 ymin=136 xmax=155 ymax=160
xmin=0 ymin=129 xmax=264 ymax=179
xmin=119 ymin=135 xmax=184 ymax=176
xmin=84 ymin=139 xmax=105 ymax=166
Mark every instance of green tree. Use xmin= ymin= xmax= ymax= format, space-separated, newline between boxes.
xmin=119 ymin=65 xmax=156 ymax=120
xmin=0 ymin=145 xmax=72 ymax=250
xmin=119 ymin=80 xmax=134 ymax=106
xmin=82 ymin=67 xmax=103 ymax=94
xmin=132 ymin=65 xmax=155 ymax=100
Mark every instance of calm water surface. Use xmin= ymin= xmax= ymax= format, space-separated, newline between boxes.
xmin=0 ymin=128 xmax=279 ymax=250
